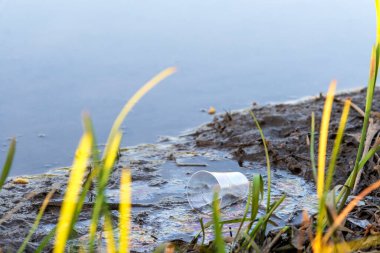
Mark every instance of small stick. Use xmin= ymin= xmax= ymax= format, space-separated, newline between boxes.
xmin=262 ymin=226 xmax=289 ymax=253
xmin=175 ymin=161 xmax=208 ymax=167
xmin=39 ymin=200 xmax=158 ymax=210
xmin=319 ymin=93 xmax=365 ymax=117
xmin=0 ymin=191 xmax=38 ymax=225
xmin=334 ymin=97 xmax=365 ymax=118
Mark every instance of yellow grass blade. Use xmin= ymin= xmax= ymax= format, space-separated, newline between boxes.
xmin=53 ymin=133 xmax=92 ymax=253
xmin=103 ymin=67 xmax=176 ymax=158
xmin=370 ymin=46 xmax=378 ymax=81
xmin=119 ymin=168 xmax=132 ymax=253
xmin=325 ymin=99 xmax=351 ymax=191
xmin=104 ymin=130 xmax=123 ymax=172
xmin=323 ymin=179 xmax=380 ymax=243
xmin=376 ymin=0 xmax=380 ymax=44
xmin=323 ymin=234 xmax=380 ymax=252
xmin=313 ymin=81 xmax=336 ymax=253
xmin=104 ymin=210 xmax=117 ymax=253
xmin=317 ymin=80 xmax=336 ymax=199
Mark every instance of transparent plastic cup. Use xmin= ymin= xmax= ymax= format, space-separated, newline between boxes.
xmin=186 ymin=170 xmax=249 ymax=213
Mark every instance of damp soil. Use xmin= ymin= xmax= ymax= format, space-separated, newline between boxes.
xmin=0 ymin=88 xmax=379 ymax=252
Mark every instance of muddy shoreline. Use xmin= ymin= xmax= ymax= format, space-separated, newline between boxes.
xmin=194 ymin=87 xmax=380 ymax=192
xmin=1 ymin=88 xmax=379 ymax=252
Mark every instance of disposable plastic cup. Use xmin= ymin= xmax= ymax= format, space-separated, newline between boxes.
xmin=186 ymin=170 xmax=249 ymax=213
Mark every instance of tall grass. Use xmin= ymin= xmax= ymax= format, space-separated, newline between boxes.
xmin=0 ymin=67 xmax=176 ymax=252
xmin=204 ymin=81 xmax=379 ymax=252
xmin=65 ymin=67 xmax=175 ymax=252
xmin=0 ymin=1 xmax=380 ymax=252
xmin=204 ymin=1 xmax=380 ymax=251
xmin=54 ymin=133 xmax=93 ymax=253
xmin=307 ymin=2 xmax=380 ymax=248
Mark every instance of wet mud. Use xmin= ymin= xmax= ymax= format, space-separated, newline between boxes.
xmin=193 ymin=88 xmax=380 ymax=194
xmin=0 ymin=88 xmax=379 ymax=252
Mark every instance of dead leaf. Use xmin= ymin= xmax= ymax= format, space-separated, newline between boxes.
xmin=13 ymin=178 xmax=29 ymax=184
xmin=208 ymin=106 xmax=216 ymax=115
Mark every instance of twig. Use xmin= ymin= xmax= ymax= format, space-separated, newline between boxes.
xmin=175 ymin=161 xmax=208 ymax=167
xmin=334 ymin=97 xmax=365 ymax=118
xmin=39 ymin=200 xmax=158 ymax=210
xmin=262 ymin=226 xmax=289 ymax=253
xmin=0 ymin=191 xmax=39 ymax=225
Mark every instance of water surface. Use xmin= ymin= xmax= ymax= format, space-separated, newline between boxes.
xmin=0 ymin=0 xmax=374 ymax=175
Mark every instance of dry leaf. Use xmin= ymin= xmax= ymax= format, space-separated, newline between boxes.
xmin=208 ymin=106 xmax=216 ymax=115
xmin=13 ymin=178 xmax=29 ymax=184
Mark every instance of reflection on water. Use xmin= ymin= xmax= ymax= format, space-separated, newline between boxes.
xmin=0 ymin=0 xmax=374 ymax=175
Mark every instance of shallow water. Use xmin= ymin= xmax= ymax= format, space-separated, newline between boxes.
xmin=78 ymin=142 xmax=317 ymax=251
xmin=105 ymin=149 xmax=317 ymax=250
xmin=0 ymin=0 xmax=374 ymax=175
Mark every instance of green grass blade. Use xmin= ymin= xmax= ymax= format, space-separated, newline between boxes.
xmin=199 ymin=218 xmax=206 ymax=246
xmin=83 ymin=112 xmax=102 ymax=178
xmin=249 ymin=240 xmax=262 ymax=253
xmin=83 ymin=112 xmax=102 ymax=166
xmin=212 ymin=191 xmax=226 ymax=253
xmin=88 ymin=131 xmax=122 ymax=251
xmin=245 ymin=195 xmax=286 ymax=250
xmin=35 ymin=227 xmax=57 ymax=253
xmin=0 ymin=138 xmax=15 ymax=192
xmin=66 ymin=114 xmax=102 ymax=239
xmin=310 ymin=112 xmax=317 ymax=182
xmin=358 ymin=144 xmax=380 ymax=169
xmin=68 ymin=165 xmax=99 ymax=240
xmin=232 ymin=182 xmax=252 ymax=248
xmin=336 ymin=144 xmax=380 ymax=205
xmin=324 ymin=179 xmax=380 ymax=243
xmin=197 ymin=217 xmax=253 ymax=236
xmin=249 ymin=111 xmax=271 ymax=213
xmin=250 ymin=110 xmax=272 ymax=243
xmin=247 ymin=174 xmax=263 ymax=232
xmin=339 ymin=45 xmax=378 ymax=211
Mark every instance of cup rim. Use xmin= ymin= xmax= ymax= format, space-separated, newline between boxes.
xmin=186 ymin=170 xmax=220 ymax=211
xmin=186 ymin=170 xmax=249 ymax=211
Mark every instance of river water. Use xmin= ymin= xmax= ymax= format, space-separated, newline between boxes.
xmin=0 ymin=0 xmax=374 ymax=175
